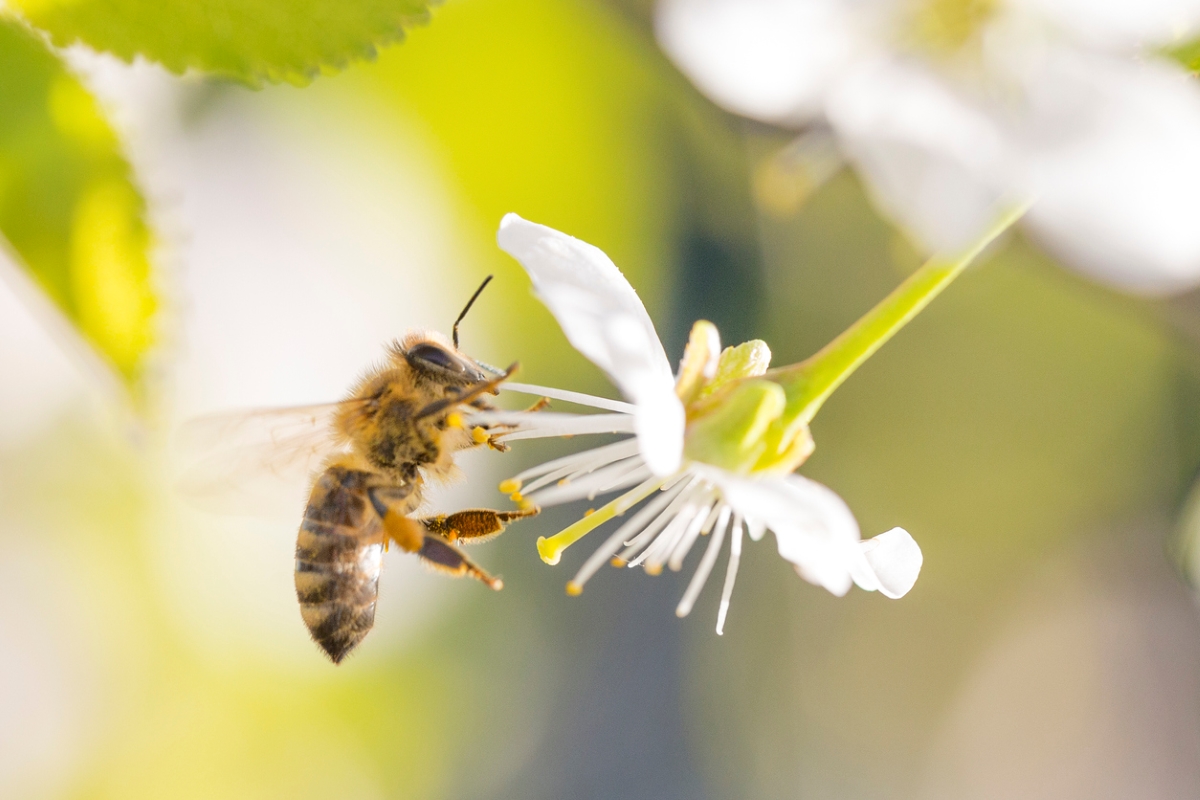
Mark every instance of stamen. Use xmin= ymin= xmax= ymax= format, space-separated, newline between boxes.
xmin=675 ymin=506 xmax=731 ymax=618
xmin=669 ymin=502 xmax=725 ymax=572
xmin=629 ymin=502 xmax=700 ymax=571
xmin=644 ymin=497 xmax=714 ymax=575
xmin=716 ymin=513 xmax=744 ymax=635
xmin=589 ymin=463 xmax=652 ymax=500
xmin=495 ymin=413 xmax=636 ymax=440
xmin=536 ymin=476 xmax=665 ymax=565
xmin=502 ymin=382 xmax=636 ymax=413
xmin=525 ymin=445 xmax=637 ymax=494
xmin=615 ymin=478 xmax=702 ymax=564
xmin=525 ymin=457 xmax=646 ymax=507
xmin=567 ymin=476 xmax=690 ymax=594
xmin=506 ymin=439 xmax=639 ymax=485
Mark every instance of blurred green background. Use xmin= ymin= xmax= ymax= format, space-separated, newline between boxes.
xmin=3 ymin=1 xmax=1200 ymax=798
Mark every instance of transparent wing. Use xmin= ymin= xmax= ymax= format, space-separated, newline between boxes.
xmin=174 ymin=401 xmax=360 ymax=517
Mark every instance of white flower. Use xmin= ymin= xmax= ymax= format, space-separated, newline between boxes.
xmin=478 ymin=214 xmax=921 ymax=633
xmin=655 ymin=0 xmax=1200 ymax=295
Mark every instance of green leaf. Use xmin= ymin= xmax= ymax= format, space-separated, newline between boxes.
xmin=7 ymin=0 xmax=437 ymax=86
xmin=0 ymin=19 xmax=155 ymax=383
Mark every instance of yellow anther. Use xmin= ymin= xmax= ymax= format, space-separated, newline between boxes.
xmin=498 ymin=478 xmax=521 ymax=494
xmin=446 ymin=412 xmax=465 ymax=429
xmin=471 ymin=426 xmax=489 ymax=444
xmin=584 ymin=508 xmax=595 ymax=516
xmin=610 ymin=557 xmax=627 ymax=568
xmin=644 ymin=563 xmax=663 ymax=576
xmin=558 ymin=478 xmax=569 ymax=486
xmin=566 ymin=581 xmax=583 ymax=597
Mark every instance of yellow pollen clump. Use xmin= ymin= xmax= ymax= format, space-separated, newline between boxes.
xmin=446 ymin=412 xmax=465 ymax=429
xmin=644 ymin=564 xmax=663 ymax=576
xmin=498 ymin=478 xmax=521 ymax=494
xmin=471 ymin=426 xmax=490 ymax=444
xmin=584 ymin=508 xmax=595 ymax=517
xmin=566 ymin=581 xmax=583 ymax=596
xmin=610 ymin=557 xmax=627 ymax=568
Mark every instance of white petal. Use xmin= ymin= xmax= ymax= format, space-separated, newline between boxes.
xmin=497 ymin=214 xmax=685 ymax=473
xmin=824 ymin=57 xmax=1010 ymax=254
xmin=705 ymin=469 xmax=863 ymax=597
xmin=1007 ymin=51 xmax=1200 ymax=294
xmin=635 ymin=387 xmax=684 ymax=476
xmin=655 ymin=0 xmax=858 ymax=125
xmin=854 ymin=527 xmax=923 ymax=599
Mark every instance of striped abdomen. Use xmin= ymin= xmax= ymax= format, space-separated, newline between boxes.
xmin=295 ymin=466 xmax=391 ymax=663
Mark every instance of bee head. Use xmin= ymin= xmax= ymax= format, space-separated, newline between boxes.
xmin=402 ymin=339 xmax=488 ymax=385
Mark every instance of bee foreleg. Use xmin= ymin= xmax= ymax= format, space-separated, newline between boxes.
xmin=467 ymin=424 xmax=511 ymax=453
xmin=418 ymin=535 xmax=503 ymax=590
xmin=469 ymin=398 xmax=549 ymax=452
xmin=421 ymin=506 xmax=541 ymax=545
xmin=522 ymin=397 xmax=552 ymax=414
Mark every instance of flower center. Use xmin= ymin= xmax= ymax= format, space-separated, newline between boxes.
xmin=676 ymin=321 xmax=816 ymax=477
xmin=903 ymin=0 xmax=999 ymax=56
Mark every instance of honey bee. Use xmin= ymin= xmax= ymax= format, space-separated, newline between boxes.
xmin=177 ymin=277 xmax=539 ymax=663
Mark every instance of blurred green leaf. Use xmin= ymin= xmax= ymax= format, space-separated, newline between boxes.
xmin=0 ymin=18 xmax=155 ymax=383
xmin=7 ymin=0 xmax=436 ymax=86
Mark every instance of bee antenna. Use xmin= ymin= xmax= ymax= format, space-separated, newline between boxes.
xmin=453 ymin=275 xmax=493 ymax=350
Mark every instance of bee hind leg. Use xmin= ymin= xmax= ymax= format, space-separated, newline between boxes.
xmin=418 ymin=535 xmax=503 ymax=590
xmin=421 ymin=506 xmax=541 ymax=545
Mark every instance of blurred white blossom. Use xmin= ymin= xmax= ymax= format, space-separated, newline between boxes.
xmin=657 ymin=0 xmax=1200 ymax=294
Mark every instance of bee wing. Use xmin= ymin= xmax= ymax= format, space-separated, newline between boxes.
xmin=174 ymin=401 xmax=360 ymax=516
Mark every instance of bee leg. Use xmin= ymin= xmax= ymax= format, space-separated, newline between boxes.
xmin=421 ymin=506 xmax=541 ymax=545
xmin=418 ymin=535 xmax=504 ymax=590
xmin=368 ymin=486 xmax=423 ymax=553
xmin=468 ymin=397 xmax=550 ymax=452
xmin=466 ymin=425 xmax=510 ymax=453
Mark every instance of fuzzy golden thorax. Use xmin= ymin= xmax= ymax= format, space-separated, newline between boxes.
xmin=333 ymin=332 xmax=496 ymax=485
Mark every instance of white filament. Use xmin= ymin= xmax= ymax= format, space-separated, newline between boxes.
xmin=647 ymin=499 xmax=713 ymax=573
xmin=508 ymin=438 xmax=638 ymax=486
xmin=526 ymin=458 xmax=648 ymax=506
xmin=501 ymin=382 xmax=637 ymax=414
xmin=496 ymin=413 xmax=636 ymax=440
xmin=675 ymin=506 xmax=731 ymax=618
xmin=617 ymin=479 xmax=703 ymax=562
xmin=716 ymin=513 xmax=745 ymax=635
xmin=669 ymin=502 xmax=725 ymax=572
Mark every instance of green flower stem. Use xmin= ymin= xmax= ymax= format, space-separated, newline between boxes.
xmin=771 ymin=202 xmax=1031 ymax=427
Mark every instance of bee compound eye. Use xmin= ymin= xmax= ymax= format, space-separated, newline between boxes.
xmin=408 ymin=343 xmax=467 ymax=374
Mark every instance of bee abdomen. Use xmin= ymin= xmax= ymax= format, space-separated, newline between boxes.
xmin=296 ymin=467 xmax=384 ymax=664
